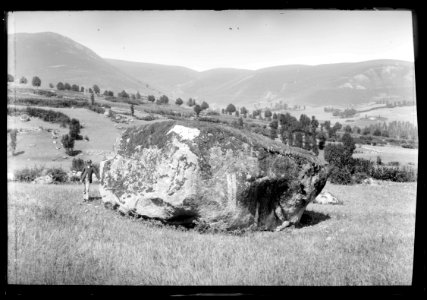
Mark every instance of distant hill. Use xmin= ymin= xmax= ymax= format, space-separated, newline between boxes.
xmin=8 ymin=32 xmax=415 ymax=108
xmin=7 ymin=32 xmax=162 ymax=96
xmin=109 ymin=59 xmax=416 ymax=108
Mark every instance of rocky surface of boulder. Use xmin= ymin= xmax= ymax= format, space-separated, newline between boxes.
xmin=99 ymin=120 xmax=329 ymax=231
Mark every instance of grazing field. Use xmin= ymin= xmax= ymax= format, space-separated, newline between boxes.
xmin=353 ymin=144 xmax=418 ymax=166
xmin=7 ymin=105 xmax=164 ymax=173
xmin=276 ymin=104 xmax=417 ymax=126
xmin=7 ymin=181 xmax=416 ymax=285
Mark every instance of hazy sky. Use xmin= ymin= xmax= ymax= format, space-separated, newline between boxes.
xmin=7 ymin=10 xmax=415 ymax=71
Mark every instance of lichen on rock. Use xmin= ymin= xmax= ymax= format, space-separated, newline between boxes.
xmin=99 ymin=120 xmax=329 ymax=231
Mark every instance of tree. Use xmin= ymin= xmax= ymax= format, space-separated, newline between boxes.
xmin=88 ymin=88 xmax=93 ymax=94
xmin=201 ymin=101 xmax=209 ymax=110
xmin=175 ymin=98 xmax=184 ymax=106
xmin=64 ymin=82 xmax=71 ymax=90
xmin=323 ymin=120 xmax=331 ymax=131
xmin=147 ymin=95 xmax=155 ymax=102
xmin=310 ymin=116 xmax=319 ymax=134
xmin=61 ymin=134 xmax=75 ymax=155
xmin=118 ymin=90 xmax=129 ymax=98
xmin=157 ymin=95 xmax=169 ymax=105
xmin=240 ymin=107 xmax=248 ymax=117
xmin=93 ymin=84 xmax=100 ymax=94
xmin=226 ymin=104 xmax=236 ymax=115
xmin=221 ymin=108 xmax=225 ymax=114
xmin=344 ymin=125 xmax=352 ymax=133
xmin=324 ymin=144 xmax=351 ymax=167
xmin=329 ymin=122 xmax=342 ymax=138
xmin=270 ymin=120 xmax=279 ymax=140
xmin=71 ymin=84 xmax=79 ymax=92
xmin=80 ymin=86 xmax=84 ymax=92
xmin=318 ymin=132 xmax=327 ymax=150
xmin=237 ymin=117 xmax=244 ymax=129
xmin=90 ymin=93 xmax=95 ymax=105
xmin=136 ymin=92 xmax=141 ymax=100
xmin=299 ymin=114 xmax=311 ymax=131
xmin=8 ymin=74 xmax=14 ymax=82
xmin=57 ymin=82 xmax=65 ymax=90
xmin=295 ymin=132 xmax=303 ymax=148
xmin=194 ymin=104 xmax=202 ymax=117
xmin=187 ymin=98 xmax=195 ymax=107
xmin=130 ymin=104 xmax=134 ymax=116
xmin=69 ymin=118 xmax=81 ymax=140
xmin=264 ymin=109 xmax=272 ymax=120
xmin=270 ymin=119 xmax=279 ymax=130
xmin=373 ymin=128 xmax=382 ymax=136
xmin=32 ymin=76 xmax=41 ymax=88
xmin=103 ymin=90 xmax=109 ymax=96
xmin=131 ymin=94 xmax=136 ymax=100
xmin=20 ymin=76 xmax=28 ymax=84
xmin=108 ymin=91 xmax=114 ymax=97
xmin=273 ymin=113 xmax=278 ymax=120
xmin=49 ymin=83 xmax=54 ymax=88
xmin=341 ymin=132 xmax=356 ymax=156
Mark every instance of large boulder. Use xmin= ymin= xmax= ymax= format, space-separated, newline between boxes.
xmin=99 ymin=120 xmax=329 ymax=231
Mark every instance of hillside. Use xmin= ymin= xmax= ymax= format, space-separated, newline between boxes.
xmin=7 ymin=32 xmax=162 ymax=96
xmin=110 ymin=59 xmax=416 ymax=108
xmin=8 ymin=32 xmax=415 ymax=108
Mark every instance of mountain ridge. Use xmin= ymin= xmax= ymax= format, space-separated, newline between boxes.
xmin=8 ymin=32 xmax=415 ymax=108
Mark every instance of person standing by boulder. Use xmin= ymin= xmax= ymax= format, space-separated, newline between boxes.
xmin=80 ymin=159 xmax=100 ymax=202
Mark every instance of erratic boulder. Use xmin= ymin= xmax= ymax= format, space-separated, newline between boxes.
xmin=99 ymin=120 xmax=329 ymax=231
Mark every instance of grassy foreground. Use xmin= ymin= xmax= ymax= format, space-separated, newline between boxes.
xmin=7 ymin=181 xmax=416 ymax=285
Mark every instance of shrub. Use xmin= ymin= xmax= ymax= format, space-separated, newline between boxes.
xmin=14 ymin=166 xmax=44 ymax=182
xmin=401 ymin=144 xmax=415 ymax=149
xmin=33 ymin=89 xmax=57 ymax=97
xmin=46 ymin=167 xmax=68 ymax=183
xmin=24 ymin=107 xmax=71 ymax=125
xmin=69 ymin=119 xmax=81 ymax=140
xmin=198 ymin=117 xmax=220 ymax=123
xmin=371 ymin=166 xmax=417 ymax=182
xmin=140 ymin=115 xmax=156 ymax=121
xmin=352 ymin=172 xmax=370 ymax=184
xmin=8 ymin=96 xmax=88 ymax=108
xmin=61 ymin=134 xmax=75 ymax=155
xmin=352 ymin=158 xmax=374 ymax=175
xmin=329 ymin=166 xmax=353 ymax=185
xmin=324 ymin=144 xmax=352 ymax=166
xmin=71 ymin=158 xmax=86 ymax=172
xmin=87 ymin=105 xmax=105 ymax=114
xmin=206 ymin=110 xmax=220 ymax=116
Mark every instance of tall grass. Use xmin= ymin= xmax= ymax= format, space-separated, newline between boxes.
xmin=7 ymin=182 xmax=416 ymax=285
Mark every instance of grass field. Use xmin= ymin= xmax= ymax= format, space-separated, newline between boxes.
xmin=353 ymin=144 xmax=418 ymax=166
xmin=7 ymin=181 xmax=416 ymax=285
xmin=276 ymin=104 xmax=417 ymax=127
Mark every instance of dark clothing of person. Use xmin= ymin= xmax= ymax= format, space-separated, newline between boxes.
xmin=81 ymin=165 xmax=99 ymax=183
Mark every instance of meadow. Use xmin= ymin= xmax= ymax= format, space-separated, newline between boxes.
xmin=7 ymin=181 xmax=416 ymax=285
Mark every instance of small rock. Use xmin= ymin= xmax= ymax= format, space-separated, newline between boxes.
xmin=32 ymin=175 xmax=53 ymax=184
xmin=314 ymin=191 xmax=343 ymax=205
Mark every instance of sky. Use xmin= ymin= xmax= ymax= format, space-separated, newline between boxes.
xmin=7 ymin=10 xmax=415 ymax=71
